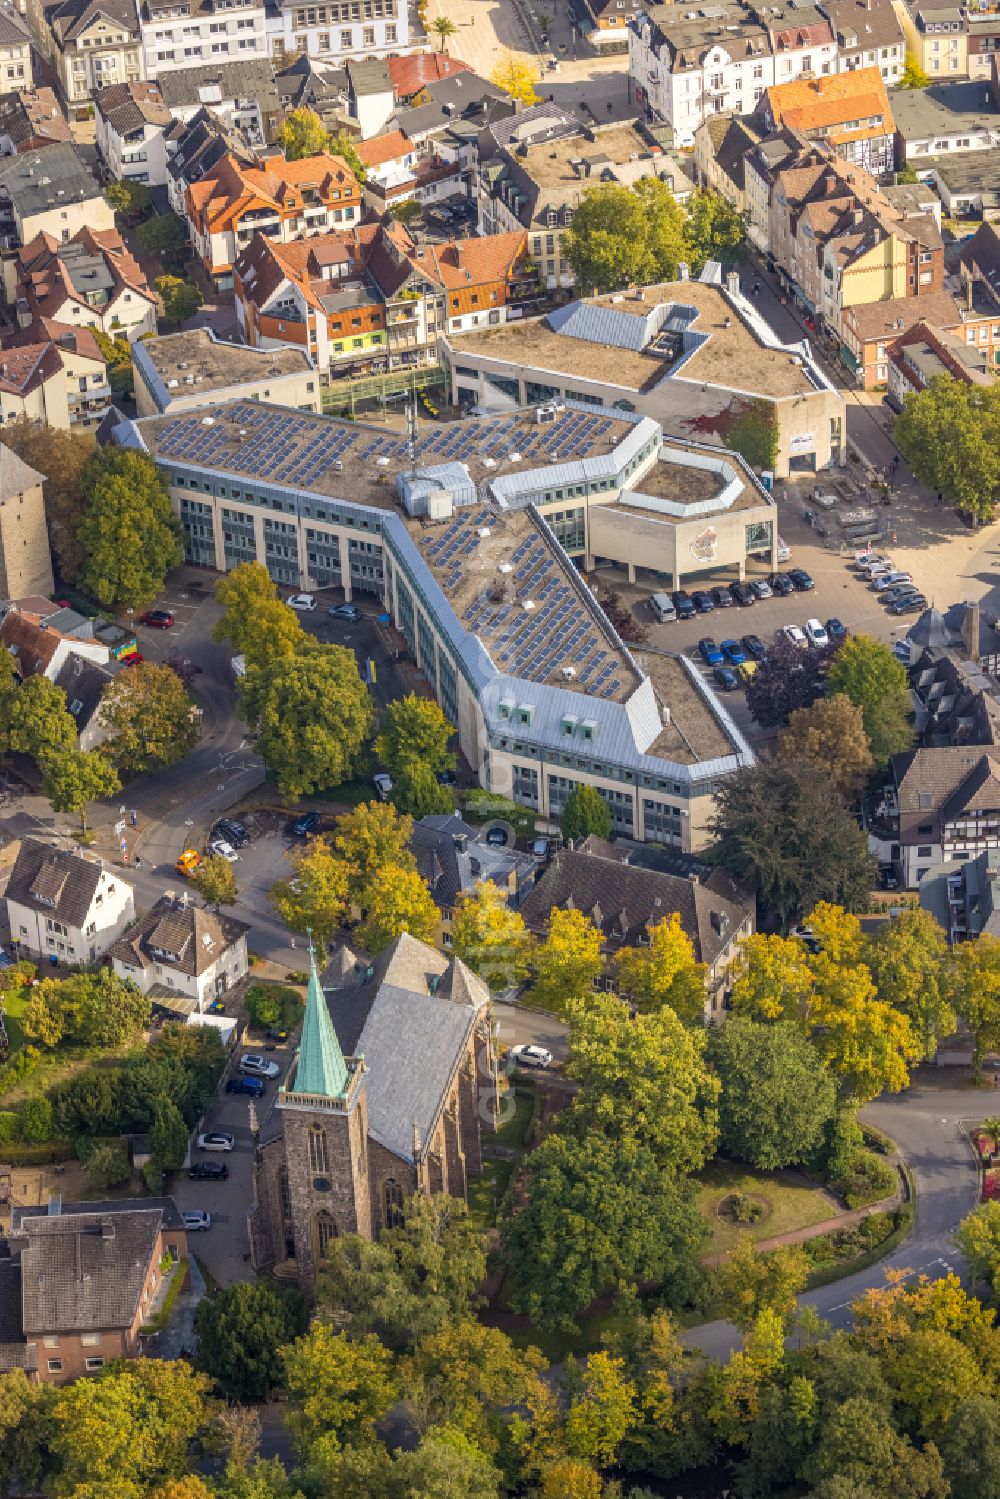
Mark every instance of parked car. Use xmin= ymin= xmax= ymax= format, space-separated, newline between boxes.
xmin=782 ymin=624 xmax=808 ymax=648
xmin=791 ymin=923 xmax=821 ymax=954
xmin=742 ymin=633 xmax=768 ymax=660
xmin=672 ymin=590 xmax=696 ymax=620
xmin=122 ymin=652 xmax=144 ymax=667
xmin=214 ymin=818 xmax=249 ymax=848
xmin=788 ymin=568 xmax=815 ymax=591
xmin=855 ymin=552 xmax=892 ymax=572
xmin=770 ymin=573 xmax=794 ymax=596
xmin=872 ymin=571 xmax=912 ymax=592
xmin=240 ymin=1053 xmax=280 ymax=1079
xmin=436 ymin=769 xmax=457 ymax=785
xmin=510 ymin=1044 xmax=552 ymax=1069
xmin=175 ymin=848 xmax=201 ymax=878
xmin=486 ymin=826 xmax=509 ymax=847
xmin=329 ymin=603 xmax=361 ymax=621
xmin=804 ymin=618 xmax=829 ymax=647
xmin=692 ymin=590 xmax=715 ymax=613
xmin=890 ymin=593 xmax=927 ymax=614
xmin=882 ymin=584 xmax=920 ymax=605
xmin=208 ymin=838 xmax=237 ymax=862
xmin=287 ymin=812 xmax=320 ymax=838
xmin=226 ymin=1075 xmax=265 ymax=1097
xmin=286 ymin=594 xmax=316 ymax=611
xmin=711 ymin=586 xmax=734 ymax=609
xmin=713 ymin=665 xmax=740 ymax=691
xmin=372 ymin=772 xmax=393 ymax=801
xmin=188 ymin=1161 xmax=228 ymax=1180
xmin=730 ymin=582 xmax=755 ymax=607
xmin=721 ymin=639 xmax=746 ymax=665
xmin=879 ymin=866 xmax=899 ymax=890
xmin=182 ymin=1210 xmax=212 ymax=1231
xmin=196 ymin=1132 xmax=235 ymax=1152
xmin=699 ymin=636 xmax=724 ymax=666
xmin=826 ymin=618 xmax=847 ymax=642
xmin=139 ymin=609 xmax=174 ymax=629
xmin=749 ymin=579 xmax=773 ymax=600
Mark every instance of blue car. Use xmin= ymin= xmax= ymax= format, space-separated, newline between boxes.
xmin=721 ymin=639 xmax=746 ymax=666
xmin=225 ymin=1075 xmax=265 ymax=1098
xmin=287 ymin=812 xmax=320 ymax=838
xmin=699 ymin=637 xmax=724 ymax=666
xmin=826 ymin=618 xmax=847 ymax=642
xmin=713 ymin=665 xmax=740 ymax=691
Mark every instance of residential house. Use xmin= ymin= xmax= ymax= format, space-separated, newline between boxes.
xmin=185 ymin=148 xmax=362 ymax=289
xmin=264 ymin=0 xmax=408 ymax=68
xmin=519 ymin=838 xmax=754 ymax=1021
xmin=52 ymin=650 xmax=114 ymax=749
xmin=0 ymin=335 xmax=103 ymax=427
xmin=5 ymin=837 xmax=134 ymax=964
xmin=409 ymin=813 xmax=543 ymax=946
xmin=94 ymin=80 xmax=172 ymax=186
xmin=0 ymin=1199 xmax=188 ymax=1382
xmin=628 ymin=0 xmax=837 ymax=149
xmin=0 ymin=88 xmax=70 ymax=156
xmin=386 ymin=50 xmax=470 ymax=104
xmin=886 ymin=315 xmax=992 ymax=406
xmin=693 ymin=113 xmax=762 ymax=211
xmin=164 ymin=104 xmax=255 ymax=216
xmin=234 ymin=218 xmax=529 ymax=376
xmin=889 ymin=745 xmax=1000 ymax=886
xmin=0 ymin=144 xmax=115 ymax=250
xmin=575 ymin=0 xmax=638 ymax=50
xmin=275 ymin=54 xmax=394 ymax=136
xmin=896 ymin=0 xmax=968 ymax=80
xmin=0 ymin=446 xmax=52 ymax=597
xmin=109 ymin=891 xmax=250 ymax=1014
xmin=138 ymin=0 xmax=267 ymax=77
xmin=839 ymin=286 xmax=963 ymax=383
xmin=967 ymin=3 xmax=1000 ymax=81
xmin=28 ymin=0 xmax=141 ymax=119
xmin=920 ymin=845 xmax=1000 ymax=941
xmin=7 ymin=226 xmax=157 ymax=340
xmin=757 ymin=65 xmax=896 ymax=173
xmin=891 ymin=79 xmax=1000 ymax=162
xmin=818 ymin=0 xmax=905 ymax=82
xmin=0 ymin=8 xmax=33 ymax=90
xmin=157 ymin=58 xmax=280 ymax=144
xmin=918 ymin=143 xmax=1000 ymax=214
xmin=0 ymin=600 xmax=108 ymax=680
xmin=132 ymin=325 xmax=320 ymax=415
xmin=9 ymin=318 xmax=111 ymax=427
xmin=478 ymin=110 xmax=694 ymax=294
xmin=356 ymin=127 xmax=463 ymax=214
xmin=389 ymin=69 xmax=511 ymax=146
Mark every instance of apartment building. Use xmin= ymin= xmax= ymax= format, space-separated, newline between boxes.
xmin=966 ymin=2 xmax=1000 ymax=81
xmin=29 ymin=0 xmax=142 ymax=118
xmin=575 ymin=0 xmax=639 ymax=50
xmin=629 ymin=0 xmax=837 ymax=148
xmin=693 ymin=114 xmax=762 ymax=211
xmin=0 ymin=87 xmax=71 ymax=155
xmin=164 ymin=105 xmax=256 ymax=214
xmin=265 ymin=0 xmax=408 ymax=67
xmin=478 ymin=109 xmax=694 ymax=294
xmin=0 ymin=143 xmax=114 ymax=248
xmin=0 ymin=332 xmax=106 ymax=426
xmin=758 ymin=65 xmax=896 ymax=171
xmin=138 ymin=0 xmax=266 ymax=76
xmin=132 ymin=325 xmax=319 ymax=414
xmin=5 ymin=836 xmax=134 ymax=963
xmin=234 ymin=218 xmax=529 ymax=376
xmin=819 ymin=0 xmax=904 ymax=81
xmin=891 ymin=80 xmax=1000 ymax=162
xmin=94 ymin=80 xmax=172 ymax=185
xmin=6 ymin=225 xmax=156 ymax=339
xmin=110 ymin=892 xmax=249 ymax=1012
xmin=12 ymin=319 xmax=110 ymax=425
xmin=0 ymin=7 xmax=33 ymax=89
xmin=896 ymin=0 xmax=968 ymax=78
xmin=356 ymin=127 xmax=466 ymax=214
xmin=886 ymin=315 xmax=992 ymax=406
xmin=184 ymin=147 xmax=362 ymax=288
xmin=157 ymin=58 xmax=280 ymax=143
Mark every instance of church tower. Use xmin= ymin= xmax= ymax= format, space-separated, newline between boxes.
xmin=277 ymin=946 xmax=371 ymax=1292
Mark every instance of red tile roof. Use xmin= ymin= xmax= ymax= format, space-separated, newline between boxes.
xmin=386 ymin=51 xmax=472 ymax=100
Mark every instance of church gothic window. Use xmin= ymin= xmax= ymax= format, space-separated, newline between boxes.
xmin=308 ymin=1126 xmax=329 ymax=1175
xmin=315 ymin=1210 xmax=338 ymax=1257
xmin=383 ymin=1178 xmax=404 ymax=1229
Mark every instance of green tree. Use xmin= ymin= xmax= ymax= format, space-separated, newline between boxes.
xmin=192 ymin=855 xmax=238 ymax=910
xmin=67 ymin=969 xmax=150 ymax=1047
xmin=40 ymin=747 xmax=120 ymax=832
xmin=530 ymin=907 xmax=604 ymax=1013
xmin=402 ymin=1319 xmax=548 ymax=1457
xmin=327 ymin=129 xmax=368 ymax=183
xmin=891 ymin=1328 xmax=982 ymax=1440
xmin=391 ymin=762 xmax=454 ymax=818
xmin=713 ymin=1233 xmax=810 ymax=1332
xmin=150 ymin=1096 xmax=189 ymax=1170
xmin=778 ymin=693 xmax=876 ymax=797
xmin=865 ymin=908 xmax=955 ymax=1060
xmin=99 ymin=661 xmax=199 ymax=774
xmin=562 ymin=1351 xmax=638 ymax=1467
xmin=0 ymin=632 xmax=17 ymax=755
xmin=282 ymin=1324 xmax=397 ymax=1464
xmin=106 ymin=178 xmax=151 ymax=219
xmin=78 ymin=447 xmax=183 ymax=610
xmin=156 ymin=274 xmax=204 ymax=327
xmin=391 ymin=198 xmax=422 ymax=226
xmin=19 ymin=1096 xmax=54 ymax=1142
xmin=376 ymin=693 xmax=454 ymax=779
xmin=450 ymin=880 xmax=534 ymax=988
xmin=560 ymin=784 xmax=612 ymax=844
xmin=2 ymin=417 xmax=94 ymax=582
xmin=358 ymin=863 xmax=439 ymax=952
xmin=8 ymin=673 xmax=78 ymax=766
xmin=947 ymin=933 xmax=1000 ymax=1076
xmin=708 ymin=761 xmax=874 ymax=928
xmin=939 ymin=1395 xmax=1000 ymax=1499
xmin=214 ymin=563 xmax=305 ymax=665
xmin=953 ymin=1201 xmax=1000 ymax=1294
xmin=195 ymin=1282 xmax=309 ymax=1402
xmin=93 ymin=330 xmax=134 ymax=396
xmin=432 ymin=14 xmax=457 ymax=48
xmin=269 ymin=837 xmax=349 ymax=947
xmin=613 ymin=914 xmax=707 ymax=1022
xmin=707 ymin=1016 xmax=838 ymax=1169
xmin=84 ymin=1141 xmax=131 ymax=1189
xmin=240 ymin=640 xmax=374 ymax=799
xmin=386 ymin=1427 xmax=501 ymax=1498
xmin=332 ymin=800 xmax=416 ymax=907
xmin=900 ymin=51 xmax=930 ymax=87
xmin=826 ymin=635 xmax=914 ymax=765
xmin=895 ymin=374 xmax=1000 ymax=525
xmin=136 ymin=213 xmax=188 ymax=256
xmin=564 ymin=182 xmax=673 ymax=294
xmin=278 ymin=106 xmax=333 ymax=160
xmin=682 ymin=189 xmax=746 ymax=272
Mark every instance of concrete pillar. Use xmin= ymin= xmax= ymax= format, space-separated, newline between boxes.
xmin=627 ymin=561 xmax=636 ymax=583
xmin=338 ymin=532 xmax=352 ymax=601
xmin=252 ymin=510 xmax=267 ymax=573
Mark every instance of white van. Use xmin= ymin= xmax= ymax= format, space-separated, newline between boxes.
xmin=776 ymin=536 xmax=792 ymax=563
xmin=649 ymin=592 xmax=677 ymax=623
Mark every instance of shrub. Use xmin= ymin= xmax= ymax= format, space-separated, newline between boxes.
xmin=832 ymin=1148 xmax=898 ymax=1209
xmin=859 ymin=1211 xmax=893 ymax=1246
xmin=0 ymin=960 xmax=37 ymax=991
xmin=733 ymin=1192 xmax=765 ymax=1224
xmin=0 ymin=1045 xmax=41 ymax=1093
xmin=85 ymin=1141 xmax=131 ymax=1189
xmin=19 ymin=1097 xmax=54 ymax=1143
xmin=0 ymin=1110 xmax=18 ymax=1143
xmin=245 ymin=983 xmax=301 ymax=1032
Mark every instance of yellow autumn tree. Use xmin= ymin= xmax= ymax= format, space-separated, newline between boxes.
xmin=451 ymin=880 xmax=534 ymax=989
xmin=530 ymin=907 xmax=604 ymax=1014
xmin=613 ymin=913 xmax=707 ymax=1022
xmin=489 ymin=53 xmax=540 ymax=106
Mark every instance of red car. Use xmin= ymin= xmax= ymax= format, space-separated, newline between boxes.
xmin=121 ymin=653 xmax=144 ymax=667
xmin=139 ymin=609 xmax=175 ymax=629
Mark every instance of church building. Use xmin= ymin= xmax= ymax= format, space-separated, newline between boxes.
xmin=248 ymin=933 xmax=497 ymax=1291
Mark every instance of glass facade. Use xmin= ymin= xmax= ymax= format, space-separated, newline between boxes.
xmin=180 ymin=497 xmax=216 ymax=568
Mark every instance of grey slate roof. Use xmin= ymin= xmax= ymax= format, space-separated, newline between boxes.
xmin=157 ymin=59 xmax=278 ymax=112
xmin=5 ymin=836 xmax=109 ymax=928
xmin=17 ymin=1208 xmax=163 ymax=1334
xmin=0 ymin=6 xmax=29 ymax=44
xmin=48 ymin=0 xmax=138 ymax=44
xmin=10 ymin=1194 xmax=185 ymax=1232
xmin=108 ymin=893 xmax=249 ymax=977
xmin=410 ymin=813 xmax=540 ymax=910
xmin=53 ymin=651 xmax=112 ymax=733
xmin=0 ymin=143 xmax=102 ymax=220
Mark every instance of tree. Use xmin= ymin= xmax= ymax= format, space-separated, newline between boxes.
xmin=281 ymin=1324 xmax=396 ymax=1464
xmin=803 ymin=1395 xmax=948 ymax=1499
xmin=195 ymin=1282 xmax=309 ymax=1402
xmin=713 ymin=1233 xmax=810 ymax=1331
xmin=391 ymin=763 xmax=454 ymax=818
xmin=376 ymin=694 xmax=454 ymax=780
xmin=865 ymin=909 xmax=955 ymax=1060
xmin=708 ymin=761 xmax=874 ymax=928
xmin=77 ymin=447 xmax=182 ymax=610
xmin=391 ymin=198 xmax=422 ymax=226
xmin=900 ymin=50 xmax=930 ymax=87
xmin=745 ymin=634 xmax=829 ymax=728
xmin=357 ymin=863 xmax=439 ymax=952
xmin=19 ymin=1096 xmax=54 ymax=1142
xmin=560 ymin=784 xmax=612 ymax=844
xmin=536 ymin=1460 xmax=602 ymax=1499
xmin=106 ymin=178 xmax=150 ymax=219
xmin=432 ymin=14 xmax=457 ymax=48
xmin=84 ymin=1141 xmax=131 ymax=1189
xmin=683 ymin=189 xmax=746 ymax=272
xmin=327 ymin=129 xmax=368 ymax=183
xmin=707 ymin=1016 xmax=838 ymax=1169
xmin=0 ymin=647 xmax=15 ymax=757
xmin=613 ymin=914 xmax=707 ymax=1023
xmin=150 ymin=1096 xmax=189 ymax=1170
xmin=564 ymin=992 xmax=719 ymax=1172
xmin=66 ymin=969 xmax=150 ymax=1047
xmin=826 ymin=635 xmax=914 ymax=765
xmin=402 ymin=1319 xmax=548 ymax=1456
xmin=2 ymin=417 xmax=94 ymax=582
xmin=891 ymin=1329 xmax=981 ymax=1439
xmin=156 ymin=274 xmax=204 ymax=327
xmin=939 ymin=1395 xmax=1000 ymax=1499
xmin=530 ymin=907 xmax=604 ymax=1013
xmin=778 ymin=694 xmax=875 ymax=797
xmin=8 ymin=674 xmax=78 ymax=765
xmin=99 ymin=661 xmax=199 ymax=775
xmin=93 ymin=330 xmax=134 ymax=396
xmin=953 ymin=1202 xmax=1000 ymax=1294
xmin=599 ymin=590 xmax=648 ymax=644
xmin=450 ymin=880 xmax=534 ymax=988
xmin=489 ymin=53 xmax=539 ymax=107
xmin=947 ymin=933 xmax=1000 ymax=1076
xmin=240 ymin=641 xmax=374 ymax=799
xmin=269 ymin=837 xmax=348 ymax=947
xmin=332 ymin=800 xmax=415 ymax=900
xmin=386 ymin=1427 xmax=502 ymax=1498
xmin=562 ymin=1351 xmax=638 ymax=1468
xmin=192 ymin=855 xmax=238 ymax=910
xmin=895 ymin=375 xmax=1000 ymax=525
xmin=502 ymin=1129 xmax=704 ymax=1330
xmin=278 ymin=106 xmax=333 ymax=159
xmin=563 ymin=181 xmax=682 ymax=295
xmin=214 ymin=563 xmax=305 ymax=664
xmin=136 ymin=213 xmax=188 ymax=256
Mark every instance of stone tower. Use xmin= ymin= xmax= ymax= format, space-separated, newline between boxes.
xmin=277 ymin=945 xmax=371 ymax=1292
xmin=0 ymin=445 xmax=53 ymax=600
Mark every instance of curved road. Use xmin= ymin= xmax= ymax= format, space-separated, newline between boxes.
xmin=688 ymin=1077 xmax=983 ymax=1360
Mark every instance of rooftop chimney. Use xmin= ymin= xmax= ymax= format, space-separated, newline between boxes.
xmin=964 ymin=599 xmax=981 ymax=664
xmin=678 ymin=260 xmax=689 ymax=280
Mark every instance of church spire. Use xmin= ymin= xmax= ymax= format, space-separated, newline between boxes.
xmin=293 ymin=942 xmax=349 ymax=1099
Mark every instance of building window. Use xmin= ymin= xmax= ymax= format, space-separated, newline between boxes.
xmin=307 ymin=1126 xmax=329 ymax=1174
xmin=383 ymin=1177 xmax=404 ymax=1229
xmin=85 ymin=1357 xmax=105 ymax=1371
xmin=315 ymin=1210 xmax=338 ymax=1257
xmin=47 ymin=1360 xmax=63 ymax=1373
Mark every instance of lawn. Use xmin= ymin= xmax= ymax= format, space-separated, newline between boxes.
xmin=468 ymin=1157 xmax=516 ymax=1234
xmin=696 ymin=1160 xmax=841 ymax=1256
xmin=493 ymin=1085 xmax=536 ymax=1150
xmin=2 ymin=987 xmax=28 ymax=1052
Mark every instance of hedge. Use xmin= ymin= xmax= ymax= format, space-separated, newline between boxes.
xmin=0 ymin=1112 xmax=18 ymax=1145
xmin=1 ymin=1139 xmax=74 ymax=1166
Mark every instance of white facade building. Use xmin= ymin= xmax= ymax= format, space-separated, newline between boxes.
xmin=139 ymin=0 xmax=267 ymax=76
xmin=5 ymin=838 xmax=135 ymax=966
xmin=265 ymin=0 xmax=407 ymax=66
xmin=110 ymin=894 xmax=250 ymax=1012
